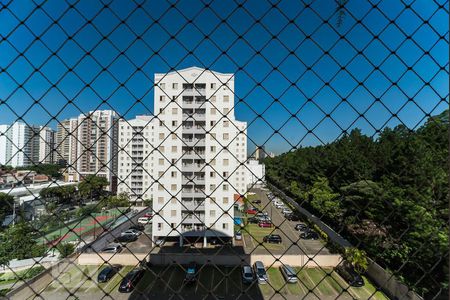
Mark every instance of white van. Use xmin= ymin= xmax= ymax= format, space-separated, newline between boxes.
xmin=253 ymin=261 xmax=268 ymax=284
xmin=280 ymin=265 xmax=298 ymax=283
xmin=138 ymin=217 xmax=151 ymax=224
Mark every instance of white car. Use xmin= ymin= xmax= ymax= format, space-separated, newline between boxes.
xmin=282 ymin=208 xmax=293 ymax=215
xmin=138 ymin=217 xmax=151 ymax=224
xmin=121 ymin=229 xmax=141 ymax=236
xmin=275 ymin=202 xmax=285 ymax=209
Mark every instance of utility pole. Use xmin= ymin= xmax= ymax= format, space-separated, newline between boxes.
xmin=12 ymin=201 xmax=16 ymax=226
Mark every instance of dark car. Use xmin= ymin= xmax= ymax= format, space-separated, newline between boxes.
xmin=263 ymin=234 xmax=282 ymax=244
xmin=285 ymin=214 xmax=301 ymax=221
xmin=114 ymin=233 xmax=138 ymax=243
xmin=300 ymin=231 xmax=319 ymax=240
xmin=130 ymin=224 xmax=145 ymax=231
xmin=295 ymin=224 xmax=308 ymax=231
xmin=98 ymin=265 xmax=121 ymax=283
xmin=241 ymin=265 xmax=254 ymax=284
xmin=184 ymin=262 xmax=198 ymax=283
xmin=118 ymin=269 xmax=145 ymax=293
xmin=336 ymin=264 xmax=365 ymax=287
xmin=248 ymin=217 xmax=260 ymax=224
xmin=252 ymin=199 xmax=262 ymax=205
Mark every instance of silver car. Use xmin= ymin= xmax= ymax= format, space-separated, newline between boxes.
xmin=253 ymin=261 xmax=268 ymax=284
xmin=280 ymin=265 xmax=298 ymax=283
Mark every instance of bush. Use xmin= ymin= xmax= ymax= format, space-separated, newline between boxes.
xmin=57 ymin=243 xmax=75 ymax=258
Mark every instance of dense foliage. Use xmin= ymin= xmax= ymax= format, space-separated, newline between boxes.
xmin=265 ymin=110 xmax=449 ymax=298
xmin=16 ymin=163 xmax=64 ymax=179
xmin=78 ymin=175 xmax=109 ymax=198
xmin=0 ymin=193 xmax=14 ymax=223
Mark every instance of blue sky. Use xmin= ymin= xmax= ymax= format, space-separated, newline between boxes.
xmin=0 ymin=0 xmax=448 ymax=154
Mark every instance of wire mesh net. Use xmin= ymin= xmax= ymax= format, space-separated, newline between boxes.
xmin=0 ymin=0 xmax=448 ymax=300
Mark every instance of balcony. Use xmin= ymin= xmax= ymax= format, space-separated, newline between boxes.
xmin=182 ymin=151 xmax=205 ymax=160
xmin=182 ymin=176 xmax=205 ymax=185
xmin=181 ymin=214 xmax=205 ymax=224
xmin=182 ymin=188 xmax=206 ymax=198
xmin=182 ymin=138 xmax=205 ymax=147
xmin=181 ymin=200 xmax=205 ymax=211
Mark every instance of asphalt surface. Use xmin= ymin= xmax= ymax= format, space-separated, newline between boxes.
xmin=247 ymin=188 xmax=329 ymax=255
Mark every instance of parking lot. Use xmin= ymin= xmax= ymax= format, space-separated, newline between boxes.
xmin=31 ymin=263 xmax=387 ymax=300
xmin=241 ymin=188 xmax=329 ymax=255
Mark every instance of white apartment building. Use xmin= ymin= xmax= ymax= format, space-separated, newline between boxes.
xmin=117 ymin=116 xmax=156 ymax=204
xmin=38 ymin=126 xmax=55 ymax=164
xmin=55 ymin=110 xmax=119 ymax=189
xmin=0 ymin=122 xmax=40 ymax=167
xmin=246 ymin=158 xmax=266 ymax=187
xmin=151 ymin=67 xmax=248 ymax=246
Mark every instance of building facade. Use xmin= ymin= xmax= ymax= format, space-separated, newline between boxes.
xmin=0 ymin=122 xmax=40 ymax=167
xmin=151 ymin=67 xmax=248 ymax=246
xmin=117 ymin=115 xmax=156 ymax=204
xmin=55 ymin=111 xmax=119 ymax=189
xmin=38 ymin=126 xmax=55 ymax=164
xmin=246 ymin=158 xmax=266 ymax=187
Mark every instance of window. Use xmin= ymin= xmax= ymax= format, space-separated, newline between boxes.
xmin=158 ymin=223 xmax=163 ymax=230
xmin=223 ymin=121 xmax=229 ymax=127
xmin=223 ymin=184 xmax=228 ymax=191
xmin=159 ymin=133 xmax=165 ymax=139
xmin=158 ymin=197 xmax=164 ymax=204
xmin=173 ymin=83 xmax=178 ymax=89
xmin=171 ymin=210 xmax=176 ymax=217
xmin=223 ymin=95 xmax=229 ymax=102
xmin=222 ymin=223 xmax=228 ymax=230
xmin=171 ymin=223 xmax=176 ymax=229
xmin=158 ymin=146 xmax=164 ymax=152
xmin=171 ymin=133 xmax=177 ymax=140
xmin=160 ymin=95 xmax=165 ymax=101
xmin=171 ymin=184 xmax=177 ymax=191
xmin=223 ymin=133 xmax=229 ymax=140
xmin=171 ymin=171 xmax=176 ymax=178
xmin=210 ymin=108 xmax=216 ymax=115
xmin=172 ymin=108 xmax=178 ymax=114
xmin=171 ymin=146 xmax=177 ymax=153
xmin=223 ymin=108 xmax=229 ymax=114
xmin=223 ymin=197 xmax=229 ymax=204
xmin=210 ymin=121 xmax=216 ymax=126
xmin=160 ymin=83 xmax=165 ymax=89
xmin=211 ymin=95 xmax=216 ymax=102
xmin=158 ymin=159 xmax=164 ymax=165
xmin=210 ymin=184 xmax=216 ymax=190
xmin=158 ymin=184 xmax=163 ymax=191
xmin=223 ymin=171 xmax=229 ymax=177
xmin=210 ymin=210 xmax=216 ymax=217
xmin=171 ymin=197 xmax=177 ymax=204
xmin=223 ymin=159 xmax=229 ymax=166
xmin=158 ymin=171 xmax=164 ymax=177
xmin=210 ymin=83 xmax=216 ymax=89
xmin=159 ymin=108 xmax=165 ymax=114
xmin=210 ymin=146 xmax=216 ymax=152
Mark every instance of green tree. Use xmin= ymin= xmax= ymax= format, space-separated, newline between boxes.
xmin=0 ymin=193 xmax=14 ymax=222
xmin=344 ymin=247 xmax=369 ymax=274
xmin=103 ymin=193 xmax=130 ymax=209
xmin=306 ymin=177 xmax=342 ymax=221
xmin=56 ymin=243 xmax=75 ymax=258
xmin=0 ymin=222 xmax=47 ymax=266
xmin=78 ymin=175 xmax=109 ymax=198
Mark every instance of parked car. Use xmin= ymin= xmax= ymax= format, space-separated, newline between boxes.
xmin=281 ymin=208 xmax=293 ymax=215
xmin=114 ymin=233 xmax=138 ymax=243
xmin=280 ymin=265 xmax=298 ymax=283
xmin=235 ymin=231 xmax=242 ymax=240
xmin=184 ymin=262 xmax=198 ymax=283
xmin=246 ymin=208 xmax=258 ymax=215
xmin=258 ymin=221 xmax=273 ymax=228
xmin=98 ymin=265 xmax=121 ymax=283
xmin=274 ymin=201 xmax=283 ymax=208
xmin=263 ymin=234 xmax=282 ymax=244
xmin=121 ymin=229 xmax=142 ymax=236
xmin=253 ymin=261 xmax=268 ymax=284
xmin=138 ymin=217 xmax=151 ymax=224
xmin=300 ymin=231 xmax=319 ymax=240
xmin=155 ymin=239 xmax=165 ymax=246
xmin=130 ymin=224 xmax=145 ymax=231
xmin=143 ymin=213 xmax=153 ymax=218
xmin=248 ymin=217 xmax=260 ymax=224
xmin=295 ymin=224 xmax=308 ymax=231
xmin=257 ymin=216 xmax=271 ymax=222
xmin=118 ymin=269 xmax=145 ymax=293
xmin=241 ymin=265 xmax=254 ymax=284
xmin=336 ymin=263 xmax=365 ymax=287
xmin=285 ymin=214 xmax=301 ymax=221
xmin=252 ymin=199 xmax=262 ymax=205
xmin=256 ymin=212 xmax=269 ymax=218
xmin=101 ymin=244 xmax=122 ymax=253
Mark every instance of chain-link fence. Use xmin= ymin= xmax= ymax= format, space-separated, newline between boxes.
xmin=0 ymin=0 xmax=448 ymax=299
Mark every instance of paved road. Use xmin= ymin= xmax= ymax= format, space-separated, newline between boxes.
xmin=251 ymin=188 xmax=329 ymax=256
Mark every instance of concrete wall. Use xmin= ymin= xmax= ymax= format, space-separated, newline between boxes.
xmin=77 ymin=252 xmax=341 ymax=268
xmin=366 ymin=259 xmax=423 ymax=300
xmin=6 ymin=255 xmax=77 ymax=300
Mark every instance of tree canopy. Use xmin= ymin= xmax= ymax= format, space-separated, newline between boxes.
xmin=265 ymin=110 xmax=448 ymax=298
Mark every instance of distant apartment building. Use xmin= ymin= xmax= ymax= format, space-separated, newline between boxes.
xmin=0 ymin=122 xmax=41 ymax=167
xmin=254 ymin=145 xmax=267 ymax=161
xmin=38 ymin=126 xmax=55 ymax=164
xmin=56 ymin=110 xmax=119 ymax=189
xmin=117 ymin=116 xmax=156 ymax=204
xmin=246 ymin=158 xmax=265 ymax=187
xmin=151 ymin=67 xmax=248 ymax=246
